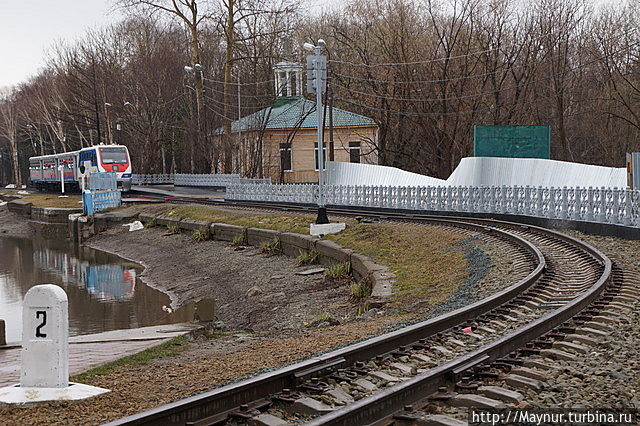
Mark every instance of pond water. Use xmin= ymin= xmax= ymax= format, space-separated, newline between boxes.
xmin=0 ymin=237 xmax=194 ymax=343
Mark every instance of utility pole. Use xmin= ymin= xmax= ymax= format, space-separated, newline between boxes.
xmin=304 ymin=40 xmax=329 ymax=224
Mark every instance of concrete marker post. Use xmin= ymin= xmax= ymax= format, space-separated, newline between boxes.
xmin=0 ymin=284 xmax=110 ymax=405
xmin=21 ymin=284 xmax=69 ymax=388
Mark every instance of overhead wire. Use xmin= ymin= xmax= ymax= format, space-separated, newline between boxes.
xmin=329 ymin=28 xmax=637 ymax=68
xmin=329 ymin=28 xmax=638 ymax=85
xmin=330 ymin=39 xmax=639 ymax=103
xmin=202 ymin=76 xmax=273 ymax=86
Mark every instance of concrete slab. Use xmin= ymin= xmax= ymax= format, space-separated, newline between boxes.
xmin=552 ymin=341 xmax=589 ymax=354
xmin=431 ymin=346 xmax=454 ymax=356
xmin=582 ymin=321 xmax=612 ymax=332
xmin=310 ymin=222 xmax=346 ymax=236
xmin=505 ymin=374 xmax=543 ymax=392
xmin=326 ymin=387 xmax=354 ymax=404
xmin=522 ymin=359 xmax=562 ymax=372
xmin=448 ymin=394 xmax=506 ymax=409
xmin=411 ymin=353 xmax=436 ymax=365
xmin=390 ymin=362 xmax=416 ymax=376
xmin=290 ymin=397 xmax=334 ymax=415
xmin=540 ymin=348 xmax=576 ymax=361
xmin=0 ymin=324 xmax=198 ymax=388
xmin=69 ymin=323 xmax=198 ymax=343
xmin=295 ymin=268 xmax=325 ymax=276
xmin=251 ymin=413 xmax=290 ymax=426
xmin=564 ymin=334 xmax=599 ymax=346
xmin=369 ymin=370 xmax=402 ymax=383
xmin=575 ymin=327 xmax=609 ymax=338
xmin=0 ymin=382 xmax=109 ymax=405
xmin=353 ymin=378 xmax=377 ymax=392
xmin=419 ymin=415 xmax=466 ymax=426
xmin=510 ymin=367 xmax=547 ymax=381
xmin=478 ymin=385 xmax=523 ymax=403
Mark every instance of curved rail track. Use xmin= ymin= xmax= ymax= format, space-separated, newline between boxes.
xmin=106 ymin=192 xmax=622 ymax=426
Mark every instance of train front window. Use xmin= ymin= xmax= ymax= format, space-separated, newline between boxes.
xmin=100 ymin=148 xmax=128 ymax=164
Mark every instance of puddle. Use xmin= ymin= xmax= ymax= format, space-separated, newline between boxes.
xmin=0 ymin=237 xmax=213 ymax=343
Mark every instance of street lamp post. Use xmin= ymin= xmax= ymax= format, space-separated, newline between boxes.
xmin=304 ymin=40 xmax=329 ymax=225
xmin=185 ymin=64 xmax=205 ymax=173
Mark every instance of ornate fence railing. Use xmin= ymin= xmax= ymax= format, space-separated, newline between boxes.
xmin=131 ymin=174 xmax=175 ymax=185
xmin=226 ymin=183 xmax=640 ymax=228
xmin=131 ymin=174 xmax=270 ymax=187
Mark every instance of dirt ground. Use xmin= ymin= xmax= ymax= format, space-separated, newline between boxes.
xmin=87 ymin=225 xmax=357 ymax=332
xmin=0 ymin=205 xmax=510 ymax=424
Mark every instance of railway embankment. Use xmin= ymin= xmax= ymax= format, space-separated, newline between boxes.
xmin=0 ymin=200 xmax=523 ymax=424
xmin=8 ymin=199 xmax=633 ymax=424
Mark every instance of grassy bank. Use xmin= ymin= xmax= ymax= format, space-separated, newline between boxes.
xmin=72 ymin=337 xmax=188 ymax=384
xmin=145 ymin=205 xmax=468 ymax=304
xmin=0 ymin=190 xmax=82 ymax=208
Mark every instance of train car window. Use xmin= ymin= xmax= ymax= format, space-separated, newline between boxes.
xmin=79 ymin=149 xmax=98 ymax=167
xmin=100 ymin=147 xmax=128 ymax=164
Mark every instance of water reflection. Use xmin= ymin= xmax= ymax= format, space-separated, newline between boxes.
xmin=0 ymin=237 xmax=197 ymax=343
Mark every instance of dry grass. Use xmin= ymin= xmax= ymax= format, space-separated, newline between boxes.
xmin=0 ymin=191 xmax=82 ymax=208
xmin=327 ymin=222 xmax=467 ymax=303
xmin=158 ymin=205 xmax=317 ymax=234
xmin=140 ymin=204 xmax=469 ymax=305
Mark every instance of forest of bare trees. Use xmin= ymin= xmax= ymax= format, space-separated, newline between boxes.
xmin=0 ymin=0 xmax=638 ymax=184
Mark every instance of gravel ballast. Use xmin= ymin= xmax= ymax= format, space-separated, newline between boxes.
xmin=0 ymin=206 xmax=547 ymax=424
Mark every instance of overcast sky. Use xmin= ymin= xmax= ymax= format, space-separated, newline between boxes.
xmin=0 ymin=1 xmax=127 ymax=90
xmin=0 ymin=0 xmax=619 ymax=91
xmin=0 ymin=0 xmax=343 ymax=90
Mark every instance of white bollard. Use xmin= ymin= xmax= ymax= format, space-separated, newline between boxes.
xmin=21 ymin=284 xmax=69 ymax=388
xmin=0 ymin=284 xmax=109 ymax=404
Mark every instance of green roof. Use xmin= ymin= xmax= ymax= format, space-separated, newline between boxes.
xmin=218 ymin=97 xmax=376 ymax=133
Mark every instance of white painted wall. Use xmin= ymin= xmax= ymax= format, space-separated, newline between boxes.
xmin=326 ymin=157 xmax=627 ymax=189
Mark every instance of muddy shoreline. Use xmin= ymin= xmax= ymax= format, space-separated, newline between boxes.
xmin=86 ymin=224 xmax=358 ymax=332
xmin=0 ymin=204 xmax=526 ymax=425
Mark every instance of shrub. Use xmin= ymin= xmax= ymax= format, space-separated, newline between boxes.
xmin=350 ymin=281 xmax=372 ymax=299
xmin=166 ymin=223 xmax=180 ymax=234
xmin=297 ymin=249 xmax=319 ymax=265
xmin=325 ymin=262 xmax=351 ymax=280
xmin=192 ymin=229 xmax=210 ymax=242
xmin=317 ymin=311 xmax=335 ymax=322
xmin=230 ymin=234 xmax=247 ymax=246
xmin=260 ymin=238 xmax=281 ymax=255
xmin=145 ymin=217 xmax=157 ymax=228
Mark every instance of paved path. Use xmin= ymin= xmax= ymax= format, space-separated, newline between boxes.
xmin=0 ymin=323 xmax=198 ymax=388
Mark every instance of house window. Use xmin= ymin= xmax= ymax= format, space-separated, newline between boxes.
xmin=349 ymin=141 xmax=361 ymax=163
xmin=314 ymin=143 xmax=327 ymax=170
xmin=280 ymin=143 xmax=292 ymax=171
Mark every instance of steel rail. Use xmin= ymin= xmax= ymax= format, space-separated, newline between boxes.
xmin=106 ymin=216 xmax=545 ymax=426
xmin=308 ymin=225 xmax=612 ymax=425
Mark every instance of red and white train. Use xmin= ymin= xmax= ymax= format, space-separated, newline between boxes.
xmin=29 ymin=144 xmax=132 ymax=192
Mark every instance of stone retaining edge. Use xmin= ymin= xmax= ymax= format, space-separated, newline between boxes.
xmin=141 ymin=213 xmax=393 ymax=301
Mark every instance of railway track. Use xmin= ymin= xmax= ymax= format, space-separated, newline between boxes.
xmin=106 ymin=192 xmax=626 ymax=425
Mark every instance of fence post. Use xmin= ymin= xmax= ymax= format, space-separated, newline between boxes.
xmin=548 ymin=188 xmax=556 ymax=219
xmin=598 ymin=187 xmax=607 ymax=223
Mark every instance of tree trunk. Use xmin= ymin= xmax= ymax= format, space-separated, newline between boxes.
xmin=223 ymin=0 xmax=235 ymax=173
xmin=190 ymin=27 xmax=204 ymax=174
xmin=9 ymin=133 xmax=21 ymax=185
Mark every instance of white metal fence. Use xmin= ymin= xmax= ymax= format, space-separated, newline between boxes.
xmin=131 ymin=174 xmax=175 ymax=185
xmin=132 ymin=174 xmax=271 ymax=187
xmin=226 ymin=183 xmax=640 ymax=228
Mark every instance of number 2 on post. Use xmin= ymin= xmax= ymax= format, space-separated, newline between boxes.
xmin=35 ymin=310 xmax=47 ymax=337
